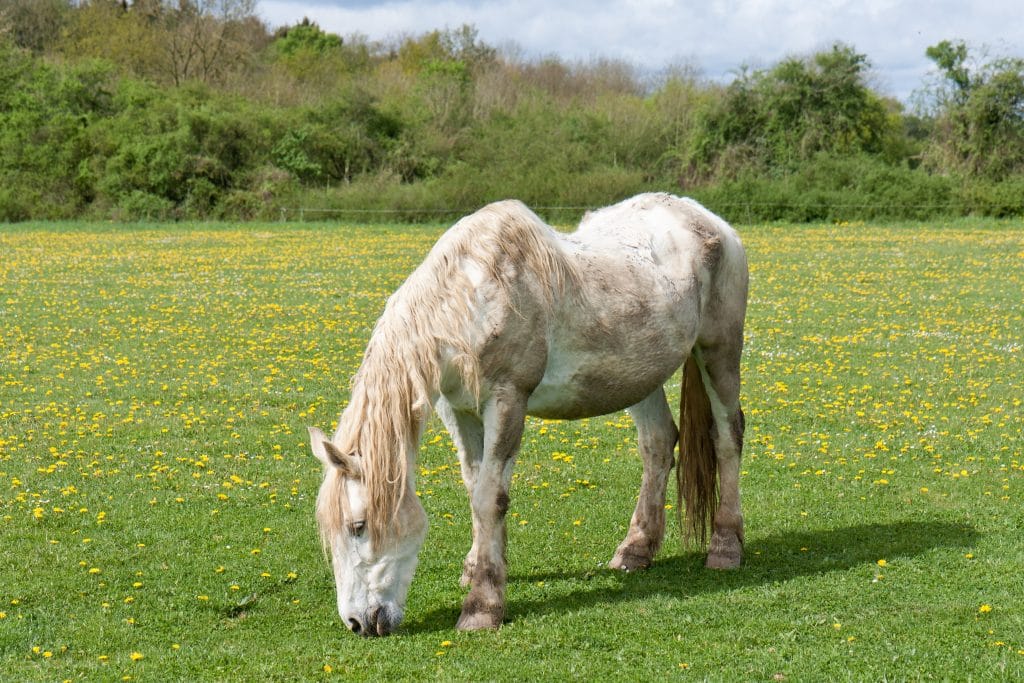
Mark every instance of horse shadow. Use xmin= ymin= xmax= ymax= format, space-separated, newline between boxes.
xmin=404 ymin=519 xmax=978 ymax=635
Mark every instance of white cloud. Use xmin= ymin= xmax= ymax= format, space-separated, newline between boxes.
xmin=258 ymin=0 xmax=1024 ymax=101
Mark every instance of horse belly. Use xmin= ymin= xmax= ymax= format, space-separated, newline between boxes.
xmin=525 ymin=328 xmax=688 ymax=420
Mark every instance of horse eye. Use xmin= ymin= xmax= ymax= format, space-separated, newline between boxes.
xmin=350 ymin=521 xmax=366 ymax=538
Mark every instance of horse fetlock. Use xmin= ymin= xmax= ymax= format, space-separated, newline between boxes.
xmin=459 ymin=558 xmax=475 ymax=588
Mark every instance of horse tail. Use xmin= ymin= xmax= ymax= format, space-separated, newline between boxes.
xmin=676 ymin=351 xmax=718 ymax=546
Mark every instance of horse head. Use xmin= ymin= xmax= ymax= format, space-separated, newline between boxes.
xmin=309 ymin=426 xmax=428 ymax=636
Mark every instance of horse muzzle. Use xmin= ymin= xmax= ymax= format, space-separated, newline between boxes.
xmin=346 ymin=603 xmax=402 ymax=637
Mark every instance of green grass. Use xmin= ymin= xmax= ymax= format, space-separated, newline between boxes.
xmin=1 ymin=218 xmax=1022 ymax=681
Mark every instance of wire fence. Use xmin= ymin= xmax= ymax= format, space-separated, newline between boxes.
xmin=276 ymin=199 xmax=1018 ymax=224
xmin=276 ymin=205 xmax=593 ymax=223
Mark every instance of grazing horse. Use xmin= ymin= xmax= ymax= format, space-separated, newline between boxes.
xmin=309 ymin=192 xmax=748 ymax=635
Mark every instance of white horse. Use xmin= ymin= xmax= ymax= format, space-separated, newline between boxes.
xmin=309 ymin=192 xmax=748 ymax=635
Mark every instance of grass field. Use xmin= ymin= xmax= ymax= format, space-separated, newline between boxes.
xmin=1 ymin=218 xmax=1022 ymax=681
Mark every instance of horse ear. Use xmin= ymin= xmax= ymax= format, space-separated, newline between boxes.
xmin=309 ymin=426 xmax=337 ymax=466
xmin=308 ymin=426 xmax=360 ymax=477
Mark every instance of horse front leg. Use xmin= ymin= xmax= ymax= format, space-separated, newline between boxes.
xmin=610 ymin=388 xmax=678 ymax=571
xmin=435 ymin=398 xmax=486 ymax=588
xmin=456 ymin=391 xmax=526 ymax=631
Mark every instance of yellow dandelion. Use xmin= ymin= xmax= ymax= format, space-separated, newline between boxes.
xmin=129 ymin=652 xmax=144 ymax=662
xmin=979 ymin=604 xmax=992 ymax=613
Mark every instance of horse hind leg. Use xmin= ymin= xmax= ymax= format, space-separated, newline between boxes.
xmin=609 ymin=387 xmax=678 ymax=571
xmin=695 ymin=344 xmax=745 ymax=569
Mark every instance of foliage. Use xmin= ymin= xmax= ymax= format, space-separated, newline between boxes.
xmin=688 ymin=44 xmax=895 ymax=179
xmin=2 ymin=7 xmax=1024 ymax=221
xmin=0 ymin=43 xmax=114 ymax=220
xmin=692 ymin=155 xmax=955 ymax=223
xmin=0 ymin=0 xmax=71 ymax=53
xmin=272 ymin=17 xmax=342 ymax=57
xmin=922 ymin=40 xmax=1024 ymax=180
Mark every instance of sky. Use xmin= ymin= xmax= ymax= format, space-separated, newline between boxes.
xmin=257 ymin=0 xmax=1023 ymax=103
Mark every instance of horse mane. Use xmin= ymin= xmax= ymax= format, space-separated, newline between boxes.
xmin=321 ymin=200 xmax=579 ymax=548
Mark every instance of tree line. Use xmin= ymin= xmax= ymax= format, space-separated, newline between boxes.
xmin=2 ymin=0 xmax=1023 ymax=223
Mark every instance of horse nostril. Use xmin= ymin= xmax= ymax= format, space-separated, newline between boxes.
xmin=347 ymin=618 xmax=362 ymax=635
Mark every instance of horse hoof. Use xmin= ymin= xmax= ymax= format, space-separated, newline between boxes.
xmin=609 ymin=549 xmax=652 ymax=572
xmin=705 ymin=552 xmax=741 ymax=569
xmin=705 ymin=532 xmax=742 ymax=569
xmin=456 ymin=608 xmax=503 ymax=631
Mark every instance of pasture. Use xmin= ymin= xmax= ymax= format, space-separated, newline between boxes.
xmin=1 ymin=217 xmax=1021 ymax=680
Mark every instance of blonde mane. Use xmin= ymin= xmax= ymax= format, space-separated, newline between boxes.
xmin=319 ymin=201 xmax=579 ymax=548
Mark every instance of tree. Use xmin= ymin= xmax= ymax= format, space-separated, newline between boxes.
xmin=161 ymin=0 xmax=265 ymax=86
xmin=925 ymin=40 xmax=972 ymax=105
xmin=0 ymin=0 xmax=70 ymax=54
xmin=688 ymin=43 xmax=893 ymax=179
xmin=272 ymin=17 xmax=342 ymax=57
xmin=63 ymin=0 xmax=267 ymax=86
xmin=923 ymin=40 xmax=1024 ymax=179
